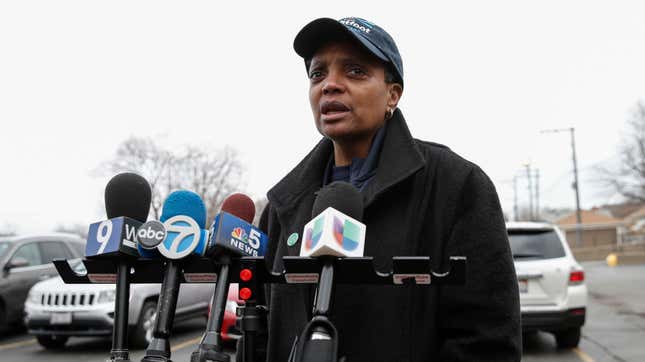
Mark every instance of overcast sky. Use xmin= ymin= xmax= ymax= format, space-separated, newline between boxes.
xmin=1 ymin=1 xmax=644 ymax=233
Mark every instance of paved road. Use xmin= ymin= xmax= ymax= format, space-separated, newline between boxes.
xmin=1 ymin=261 xmax=643 ymax=361
xmin=523 ymin=261 xmax=645 ymax=362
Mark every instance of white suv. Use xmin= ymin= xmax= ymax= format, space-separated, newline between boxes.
xmin=24 ymin=260 xmax=215 ymax=349
xmin=507 ymin=222 xmax=587 ymax=348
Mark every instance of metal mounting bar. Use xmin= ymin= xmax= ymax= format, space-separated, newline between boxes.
xmin=54 ymin=256 xmax=466 ymax=286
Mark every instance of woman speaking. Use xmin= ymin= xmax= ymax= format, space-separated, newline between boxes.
xmin=259 ymin=17 xmax=521 ymax=361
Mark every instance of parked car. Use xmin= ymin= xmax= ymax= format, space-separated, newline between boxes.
xmin=24 ymin=259 xmax=216 ymax=349
xmin=507 ymin=222 xmax=587 ymax=348
xmin=0 ymin=233 xmax=85 ymax=332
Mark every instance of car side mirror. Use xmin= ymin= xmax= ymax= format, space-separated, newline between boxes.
xmin=5 ymin=257 xmax=30 ymax=271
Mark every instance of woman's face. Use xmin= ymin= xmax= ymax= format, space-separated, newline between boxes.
xmin=308 ymin=41 xmax=401 ymax=143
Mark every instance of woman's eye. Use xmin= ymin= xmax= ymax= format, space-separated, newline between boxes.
xmin=348 ymin=67 xmax=366 ymax=76
xmin=309 ymin=71 xmax=323 ymax=80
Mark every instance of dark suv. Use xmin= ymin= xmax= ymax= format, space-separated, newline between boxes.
xmin=0 ymin=233 xmax=85 ymax=331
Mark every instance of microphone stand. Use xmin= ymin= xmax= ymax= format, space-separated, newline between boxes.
xmin=191 ymin=255 xmax=232 ymax=362
xmin=141 ymin=260 xmax=182 ymax=362
xmin=289 ymin=256 xmax=340 ymax=362
xmin=234 ymin=258 xmax=266 ymax=362
xmin=109 ymin=260 xmax=132 ymax=362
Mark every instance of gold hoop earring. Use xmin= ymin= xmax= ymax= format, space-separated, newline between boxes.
xmin=385 ymin=108 xmax=393 ymax=120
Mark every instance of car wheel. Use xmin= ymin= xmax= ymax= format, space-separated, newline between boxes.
xmin=130 ymin=300 xmax=157 ymax=349
xmin=555 ymin=327 xmax=581 ymax=349
xmin=36 ymin=335 xmax=68 ymax=349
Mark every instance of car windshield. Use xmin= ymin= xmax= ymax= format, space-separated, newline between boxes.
xmin=508 ymin=229 xmax=566 ymax=260
xmin=0 ymin=242 xmax=9 ymax=259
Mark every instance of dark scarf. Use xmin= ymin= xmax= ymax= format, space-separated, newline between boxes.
xmin=322 ymin=125 xmax=387 ymax=191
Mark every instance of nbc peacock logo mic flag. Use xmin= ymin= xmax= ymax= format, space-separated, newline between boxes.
xmin=231 ymin=227 xmax=248 ymax=242
xmin=301 ymin=207 xmax=366 ymax=258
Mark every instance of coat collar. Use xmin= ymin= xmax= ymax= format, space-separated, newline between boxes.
xmin=267 ymin=109 xmax=425 ymax=214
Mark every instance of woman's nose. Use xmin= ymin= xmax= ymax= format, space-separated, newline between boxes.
xmin=322 ymin=71 xmax=345 ymax=95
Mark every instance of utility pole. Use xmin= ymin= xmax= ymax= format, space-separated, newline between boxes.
xmin=541 ymin=127 xmax=583 ymax=247
xmin=525 ymin=163 xmax=533 ymax=221
xmin=513 ymin=175 xmax=519 ymax=221
xmin=570 ymin=128 xmax=583 ymax=247
xmin=535 ymin=169 xmax=540 ymax=220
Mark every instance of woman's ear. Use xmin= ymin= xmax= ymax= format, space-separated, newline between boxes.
xmin=387 ymin=83 xmax=403 ymax=109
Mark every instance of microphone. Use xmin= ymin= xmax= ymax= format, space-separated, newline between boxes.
xmin=86 ymin=173 xmax=151 ymax=259
xmin=290 ymin=181 xmax=365 ymax=362
xmin=206 ymin=193 xmax=268 ymax=258
xmin=192 ymin=193 xmax=268 ymax=362
xmin=137 ymin=191 xmax=210 ymax=259
xmin=142 ymin=190 xmax=208 ymax=362
xmin=301 ymin=181 xmax=366 ymax=258
xmin=87 ymin=172 xmax=151 ymax=362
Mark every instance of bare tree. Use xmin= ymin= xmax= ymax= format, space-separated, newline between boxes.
xmin=596 ymin=101 xmax=645 ymax=203
xmin=97 ymin=136 xmax=245 ymax=222
xmin=253 ymin=196 xmax=269 ymax=226
xmin=174 ymin=146 xmax=245 ymax=222
xmin=96 ymin=136 xmax=175 ymax=219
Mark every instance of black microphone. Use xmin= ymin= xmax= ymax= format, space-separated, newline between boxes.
xmin=191 ymin=193 xmax=264 ymax=362
xmin=290 ymin=181 xmax=366 ymax=362
xmin=311 ymin=181 xmax=363 ymax=221
xmin=100 ymin=173 xmax=151 ymax=362
xmin=105 ymin=173 xmax=152 ymax=222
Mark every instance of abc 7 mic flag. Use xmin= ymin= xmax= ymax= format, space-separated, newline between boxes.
xmin=137 ymin=216 xmax=208 ymax=260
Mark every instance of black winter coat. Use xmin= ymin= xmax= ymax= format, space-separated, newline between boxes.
xmin=259 ymin=109 xmax=521 ymax=362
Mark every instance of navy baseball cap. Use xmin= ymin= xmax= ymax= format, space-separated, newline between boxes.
xmin=294 ymin=17 xmax=404 ymax=87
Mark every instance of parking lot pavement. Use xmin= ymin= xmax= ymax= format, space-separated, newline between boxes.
xmin=523 ymin=261 xmax=645 ymax=362
xmin=0 ymin=317 xmax=235 ymax=362
xmin=578 ymin=261 xmax=645 ymax=361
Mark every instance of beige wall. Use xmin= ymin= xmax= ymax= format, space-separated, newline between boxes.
xmin=564 ymin=227 xmax=617 ymax=248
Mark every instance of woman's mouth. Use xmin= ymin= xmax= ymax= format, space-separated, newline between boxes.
xmin=320 ymin=100 xmax=351 ymax=121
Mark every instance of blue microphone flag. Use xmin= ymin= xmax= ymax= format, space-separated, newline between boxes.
xmin=86 ymin=216 xmax=141 ymax=258
xmin=208 ymin=212 xmax=268 ymax=257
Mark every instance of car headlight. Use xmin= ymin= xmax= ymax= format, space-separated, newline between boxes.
xmin=27 ymin=290 xmax=41 ymax=304
xmin=226 ymin=300 xmax=239 ymax=314
xmin=98 ymin=290 xmax=116 ymax=304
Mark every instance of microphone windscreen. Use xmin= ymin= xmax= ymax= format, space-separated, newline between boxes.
xmin=105 ymin=172 xmax=151 ymax=222
xmin=221 ymin=193 xmax=256 ymax=224
xmin=161 ymin=190 xmax=207 ymax=228
xmin=312 ymin=181 xmax=363 ymax=221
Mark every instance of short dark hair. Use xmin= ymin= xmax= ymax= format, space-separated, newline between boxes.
xmin=383 ymin=65 xmax=398 ymax=84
